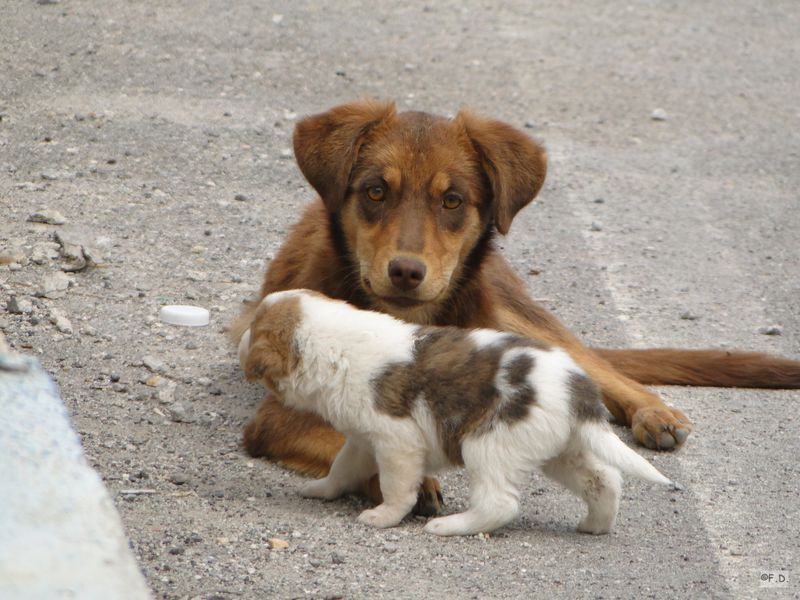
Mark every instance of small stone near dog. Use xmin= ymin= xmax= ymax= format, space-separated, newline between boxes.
xmin=758 ymin=325 xmax=782 ymax=336
xmin=38 ymin=271 xmax=71 ymax=299
xmin=7 ymin=296 xmax=34 ymax=315
xmin=49 ymin=308 xmax=73 ymax=334
xmin=167 ymin=402 xmax=196 ymax=423
xmin=27 ymin=209 xmax=66 ymax=225
xmin=267 ymin=538 xmax=289 ymax=550
xmin=142 ymin=355 xmax=167 ymax=373
xmin=651 ymin=108 xmax=669 ymax=121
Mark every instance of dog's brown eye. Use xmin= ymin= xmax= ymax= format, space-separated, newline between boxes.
xmin=367 ymin=186 xmax=385 ymax=202
xmin=442 ymin=192 xmax=463 ymax=210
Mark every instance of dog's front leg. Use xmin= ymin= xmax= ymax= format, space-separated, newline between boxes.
xmin=300 ymin=436 xmax=377 ymax=500
xmin=358 ymin=441 xmax=425 ymax=529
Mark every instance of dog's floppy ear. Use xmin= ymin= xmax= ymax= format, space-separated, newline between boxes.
xmin=456 ymin=109 xmax=547 ymax=235
xmin=293 ymin=99 xmax=397 ymax=212
xmin=243 ymin=338 xmax=294 ymax=386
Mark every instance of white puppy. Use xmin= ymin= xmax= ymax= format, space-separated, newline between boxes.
xmin=239 ymin=289 xmax=673 ymax=536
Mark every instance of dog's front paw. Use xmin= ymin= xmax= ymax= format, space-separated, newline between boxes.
xmin=300 ymin=478 xmax=341 ymax=500
xmin=412 ymin=477 xmax=444 ymax=516
xmin=632 ymin=405 xmax=693 ymax=450
xmin=357 ymin=506 xmax=404 ymax=529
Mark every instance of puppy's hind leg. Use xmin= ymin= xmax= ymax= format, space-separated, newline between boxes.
xmin=425 ymin=440 xmax=523 ymax=536
xmin=301 ymin=437 xmax=377 ymax=500
xmin=542 ymin=450 xmax=622 ymax=534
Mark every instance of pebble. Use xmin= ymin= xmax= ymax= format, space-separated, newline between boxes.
xmin=7 ymin=296 xmax=34 ymax=315
xmin=156 ymin=382 xmax=177 ymax=404
xmin=196 ymin=377 xmax=212 ymax=387
xmin=40 ymin=171 xmax=72 ymax=181
xmin=15 ymin=182 xmax=47 ymax=192
xmin=184 ymin=341 xmax=199 ymax=350
xmin=142 ymin=355 xmax=167 ymax=373
xmin=680 ymin=311 xmax=700 ymax=321
xmin=382 ymin=543 xmax=398 ymax=554
xmin=38 ymin=271 xmax=71 ymax=298
xmin=186 ymin=271 xmax=207 ymax=282
xmin=169 ymin=473 xmax=190 ymax=486
xmin=0 ymin=248 xmax=25 ymax=265
xmin=267 ymin=538 xmax=289 ymax=550
xmin=589 ymin=222 xmax=603 ymax=232
xmin=55 ymin=228 xmax=101 ymax=270
xmin=651 ymin=108 xmax=668 ymax=121
xmin=110 ymin=373 xmax=121 ymax=382
xmin=331 ymin=553 xmax=345 ymax=565
xmin=234 ymin=193 xmax=249 ymax=202
xmin=758 ymin=325 xmax=782 ymax=336
xmin=49 ymin=307 xmax=73 ymax=334
xmin=167 ymin=402 xmax=196 ymax=423
xmin=31 ymin=242 xmax=61 ymax=264
xmin=28 ymin=209 xmax=66 ymax=225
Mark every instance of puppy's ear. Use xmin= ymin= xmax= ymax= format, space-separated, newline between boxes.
xmin=293 ymin=99 xmax=397 ymax=212
xmin=243 ymin=338 xmax=294 ymax=386
xmin=456 ymin=109 xmax=547 ymax=235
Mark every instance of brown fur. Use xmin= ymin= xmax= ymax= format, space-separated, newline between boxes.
xmin=372 ymin=327 xmax=543 ymax=465
xmin=232 ymin=99 xmax=800 ymax=510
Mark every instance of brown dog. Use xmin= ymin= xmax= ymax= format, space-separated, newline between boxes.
xmin=231 ymin=99 xmax=800 ymax=514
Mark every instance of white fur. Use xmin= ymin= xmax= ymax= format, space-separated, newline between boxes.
xmin=246 ymin=290 xmax=673 ymax=536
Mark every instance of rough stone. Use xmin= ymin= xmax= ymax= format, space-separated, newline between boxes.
xmin=28 ymin=210 xmax=66 ymax=225
xmin=38 ymin=272 xmax=71 ymax=299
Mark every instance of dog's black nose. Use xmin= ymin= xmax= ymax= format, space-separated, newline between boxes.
xmin=388 ymin=257 xmax=426 ymax=291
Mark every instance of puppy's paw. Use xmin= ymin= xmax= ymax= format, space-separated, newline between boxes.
xmin=632 ymin=405 xmax=693 ymax=450
xmin=424 ymin=516 xmax=467 ymax=537
xmin=577 ymin=517 xmax=613 ymax=535
xmin=300 ymin=478 xmax=341 ymax=500
xmin=357 ymin=506 xmax=404 ymax=529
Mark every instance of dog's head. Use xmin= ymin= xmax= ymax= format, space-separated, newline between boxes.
xmin=293 ymin=99 xmax=547 ymax=322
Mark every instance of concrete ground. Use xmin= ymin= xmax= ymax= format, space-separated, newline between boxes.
xmin=1 ymin=1 xmax=798 ymax=598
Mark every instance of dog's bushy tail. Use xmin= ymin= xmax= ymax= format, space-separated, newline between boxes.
xmin=579 ymin=422 xmax=672 ymax=486
xmin=594 ymin=348 xmax=800 ymax=388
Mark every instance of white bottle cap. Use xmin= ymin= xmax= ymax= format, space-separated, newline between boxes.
xmin=158 ymin=305 xmax=210 ymax=327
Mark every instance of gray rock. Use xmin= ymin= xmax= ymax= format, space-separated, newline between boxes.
xmin=167 ymin=402 xmax=196 ymax=423
xmin=30 ymin=242 xmax=61 ymax=264
xmin=49 ymin=308 xmax=73 ymax=335
xmin=758 ymin=325 xmax=782 ymax=336
xmin=680 ymin=311 xmax=700 ymax=321
xmin=141 ymin=355 xmax=166 ymax=373
xmin=55 ymin=227 xmax=102 ymax=271
xmin=7 ymin=297 xmax=34 ymax=315
xmin=590 ymin=222 xmax=603 ymax=232
xmin=156 ymin=381 xmax=177 ymax=404
xmin=28 ymin=209 xmax=66 ymax=225
xmin=651 ymin=108 xmax=669 ymax=121
xmin=38 ymin=272 xmax=71 ymax=299
xmin=40 ymin=171 xmax=73 ymax=181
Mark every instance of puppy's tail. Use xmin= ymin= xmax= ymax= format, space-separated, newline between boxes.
xmin=578 ymin=422 xmax=672 ymax=486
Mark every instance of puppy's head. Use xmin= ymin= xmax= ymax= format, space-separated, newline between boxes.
xmin=293 ymin=99 xmax=547 ymax=322
xmin=240 ymin=291 xmax=304 ymax=391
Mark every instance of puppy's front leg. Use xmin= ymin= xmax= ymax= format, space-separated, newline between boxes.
xmin=301 ymin=437 xmax=376 ymax=500
xmin=358 ymin=442 xmax=424 ymax=529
